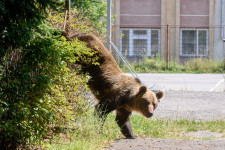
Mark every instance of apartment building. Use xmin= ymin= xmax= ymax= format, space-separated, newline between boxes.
xmin=112 ymin=0 xmax=225 ymax=63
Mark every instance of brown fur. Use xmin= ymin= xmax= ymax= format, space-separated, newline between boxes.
xmin=62 ymin=31 xmax=164 ymax=138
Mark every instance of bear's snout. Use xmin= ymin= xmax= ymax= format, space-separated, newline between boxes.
xmin=146 ymin=112 xmax=153 ymax=118
xmin=149 ymin=107 xmax=154 ymax=114
xmin=146 ymin=107 xmax=154 ymax=118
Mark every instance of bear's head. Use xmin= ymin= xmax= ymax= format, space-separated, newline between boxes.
xmin=134 ymin=86 xmax=164 ymax=118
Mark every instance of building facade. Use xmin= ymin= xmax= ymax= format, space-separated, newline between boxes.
xmin=112 ymin=0 xmax=225 ymax=63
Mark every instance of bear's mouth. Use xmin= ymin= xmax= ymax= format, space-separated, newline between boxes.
xmin=146 ymin=112 xmax=153 ymax=118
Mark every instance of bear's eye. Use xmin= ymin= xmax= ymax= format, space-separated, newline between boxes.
xmin=145 ymin=101 xmax=150 ymax=105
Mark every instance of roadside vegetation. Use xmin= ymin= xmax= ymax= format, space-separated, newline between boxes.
xmin=47 ymin=113 xmax=225 ymax=149
xmin=119 ymin=56 xmax=225 ymax=73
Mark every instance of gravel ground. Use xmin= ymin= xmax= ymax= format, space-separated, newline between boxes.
xmin=154 ymin=91 xmax=225 ymax=120
xmin=106 ymin=91 xmax=225 ymax=150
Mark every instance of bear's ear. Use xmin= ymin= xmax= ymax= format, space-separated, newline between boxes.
xmin=156 ymin=91 xmax=164 ymax=100
xmin=136 ymin=86 xmax=147 ymax=97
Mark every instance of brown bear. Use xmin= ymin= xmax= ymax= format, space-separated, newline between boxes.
xmin=62 ymin=31 xmax=164 ymax=139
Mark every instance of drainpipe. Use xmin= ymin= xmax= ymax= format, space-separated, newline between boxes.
xmin=106 ymin=0 xmax=112 ymax=50
xmin=222 ymin=0 xmax=225 ymax=60
xmin=222 ymin=0 xmax=225 ymax=40
xmin=166 ymin=25 xmax=170 ymax=70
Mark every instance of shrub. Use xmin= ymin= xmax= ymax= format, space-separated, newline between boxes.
xmin=0 ymin=23 xmax=97 ymax=149
xmin=0 ymin=1 xmax=106 ymax=148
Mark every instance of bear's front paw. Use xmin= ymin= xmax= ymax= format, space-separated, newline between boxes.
xmin=124 ymin=135 xmax=136 ymax=139
xmin=125 ymin=136 xmax=136 ymax=139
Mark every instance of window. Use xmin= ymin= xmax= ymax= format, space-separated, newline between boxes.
xmin=120 ymin=28 xmax=161 ymax=57
xmin=180 ymin=29 xmax=208 ymax=57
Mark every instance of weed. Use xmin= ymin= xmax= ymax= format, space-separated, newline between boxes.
xmin=119 ymin=56 xmax=225 ymax=73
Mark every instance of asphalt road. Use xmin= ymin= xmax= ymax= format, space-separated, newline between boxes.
xmin=127 ymin=73 xmax=225 ymax=92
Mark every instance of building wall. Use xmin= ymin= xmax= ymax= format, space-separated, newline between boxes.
xmin=180 ymin=0 xmax=209 ymax=26
xmin=112 ymin=0 xmax=120 ymax=53
xmin=120 ymin=0 xmax=161 ymax=27
xmin=209 ymin=0 xmax=215 ymax=59
xmin=161 ymin=0 xmax=180 ymax=61
xmin=112 ymin=0 xmax=224 ymax=62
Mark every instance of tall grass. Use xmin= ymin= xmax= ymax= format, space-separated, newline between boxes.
xmin=119 ymin=56 xmax=225 ymax=73
xmin=45 ymin=112 xmax=121 ymax=150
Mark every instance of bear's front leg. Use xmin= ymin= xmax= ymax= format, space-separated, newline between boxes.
xmin=115 ymin=107 xmax=135 ymax=139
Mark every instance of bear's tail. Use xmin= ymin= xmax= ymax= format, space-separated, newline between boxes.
xmin=62 ymin=31 xmax=88 ymax=41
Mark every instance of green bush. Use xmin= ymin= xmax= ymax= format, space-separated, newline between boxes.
xmin=0 ymin=22 xmax=98 ymax=149
xmin=71 ymin=0 xmax=107 ymax=33
xmin=0 ymin=1 xmax=106 ymax=149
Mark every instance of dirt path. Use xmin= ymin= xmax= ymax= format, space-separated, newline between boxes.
xmin=105 ymin=91 xmax=225 ymax=150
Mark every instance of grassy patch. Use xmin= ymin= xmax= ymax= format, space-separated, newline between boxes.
xmin=44 ymin=113 xmax=225 ymax=149
xmin=119 ymin=56 xmax=225 ymax=73
xmin=130 ymin=114 xmax=225 ymax=139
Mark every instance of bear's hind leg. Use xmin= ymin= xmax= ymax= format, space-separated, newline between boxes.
xmin=94 ymin=101 xmax=115 ymax=124
xmin=115 ymin=107 xmax=135 ymax=139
